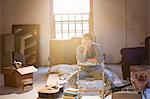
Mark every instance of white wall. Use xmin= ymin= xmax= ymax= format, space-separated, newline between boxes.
xmin=94 ymin=0 xmax=126 ymax=63
xmin=126 ymin=0 xmax=148 ymax=47
xmin=93 ymin=0 xmax=149 ymax=63
xmin=2 ymin=0 xmax=51 ymax=65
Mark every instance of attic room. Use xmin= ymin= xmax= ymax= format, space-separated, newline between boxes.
xmin=0 ymin=0 xmax=150 ymax=99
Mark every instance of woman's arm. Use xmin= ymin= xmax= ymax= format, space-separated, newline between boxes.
xmin=87 ymin=57 xmax=97 ymax=63
xmin=76 ymin=45 xmax=87 ymax=64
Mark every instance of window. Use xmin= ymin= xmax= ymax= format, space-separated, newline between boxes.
xmin=53 ymin=0 xmax=92 ymax=40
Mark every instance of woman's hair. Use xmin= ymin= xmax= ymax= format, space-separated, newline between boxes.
xmin=83 ymin=33 xmax=94 ymax=41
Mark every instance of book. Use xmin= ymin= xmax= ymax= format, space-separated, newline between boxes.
xmin=64 ymin=92 xmax=78 ymax=97
xmin=64 ymin=88 xmax=79 ymax=97
xmin=65 ymin=88 xmax=79 ymax=92
xmin=63 ymin=95 xmax=78 ymax=99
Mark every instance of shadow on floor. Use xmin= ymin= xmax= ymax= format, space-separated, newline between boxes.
xmin=0 ymin=86 xmax=32 ymax=95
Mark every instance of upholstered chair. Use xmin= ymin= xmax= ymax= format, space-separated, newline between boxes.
xmin=121 ymin=37 xmax=150 ymax=80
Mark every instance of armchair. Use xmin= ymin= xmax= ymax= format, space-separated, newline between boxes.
xmin=121 ymin=37 xmax=150 ymax=80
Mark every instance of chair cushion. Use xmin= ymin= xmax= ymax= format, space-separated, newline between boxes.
xmin=130 ymin=70 xmax=150 ymax=91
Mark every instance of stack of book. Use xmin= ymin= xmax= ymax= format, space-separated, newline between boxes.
xmin=63 ymin=88 xmax=80 ymax=99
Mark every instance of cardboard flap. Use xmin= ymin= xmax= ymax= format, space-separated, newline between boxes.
xmin=17 ymin=66 xmax=38 ymax=75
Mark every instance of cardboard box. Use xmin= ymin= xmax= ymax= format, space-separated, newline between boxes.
xmin=3 ymin=66 xmax=37 ymax=88
xmin=112 ymin=91 xmax=142 ymax=99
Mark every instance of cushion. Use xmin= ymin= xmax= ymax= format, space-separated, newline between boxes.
xmin=130 ymin=70 xmax=150 ymax=91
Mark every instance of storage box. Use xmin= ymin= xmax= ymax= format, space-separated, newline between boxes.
xmin=112 ymin=91 xmax=142 ymax=99
xmin=3 ymin=66 xmax=37 ymax=89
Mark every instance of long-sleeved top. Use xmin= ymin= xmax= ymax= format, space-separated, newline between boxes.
xmin=76 ymin=43 xmax=104 ymax=65
xmin=68 ymin=43 xmax=111 ymax=88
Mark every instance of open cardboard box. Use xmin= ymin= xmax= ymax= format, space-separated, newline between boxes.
xmin=3 ymin=66 xmax=38 ymax=88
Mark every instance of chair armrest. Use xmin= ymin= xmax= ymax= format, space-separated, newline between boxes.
xmin=121 ymin=47 xmax=146 ymax=80
xmin=145 ymin=37 xmax=150 ymax=65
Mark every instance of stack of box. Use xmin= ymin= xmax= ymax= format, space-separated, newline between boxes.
xmin=2 ymin=66 xmax=37 ymax=90
xmin=63 ymin=88 xmax=80 ymax=99
xmin=112 ymin=90 xmax=142 ymax=99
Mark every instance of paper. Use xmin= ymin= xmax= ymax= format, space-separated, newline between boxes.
xmin=17 ymin=66 xmax=38 ymax=75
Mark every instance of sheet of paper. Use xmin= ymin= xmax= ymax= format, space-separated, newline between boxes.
xmin=17 ymin=66 xmax=38 ymax=75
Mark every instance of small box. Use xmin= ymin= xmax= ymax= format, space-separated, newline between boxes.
xmin=112 ymin=91 xmax=142 ymax=99
xmin=3 ymin=66 xmax=37 ymax=90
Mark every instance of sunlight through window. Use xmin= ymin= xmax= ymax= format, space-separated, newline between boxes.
xmin=53 ymin=0 xmax=90 ymax=39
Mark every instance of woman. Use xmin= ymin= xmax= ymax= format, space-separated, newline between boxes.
xmin=76 ymin=33 xmax=104 ymax=65
xmin=68 ymin=33 xmax=112 ymax=88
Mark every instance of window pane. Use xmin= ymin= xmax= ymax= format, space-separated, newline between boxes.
xmin=62 ymin=15 xmax=68 ymax=21
xmin=62 ymin=22 xmax=68 ymax=30
xmin=83 ymin=22 xmax=89 ymax=30
xmin=69 ymin=15 xmax=75 ymax=21
xmin=69 ymin=33 xmax=75 ymax=39
xmin=76 ymin=15 xmax=82 ymax=21
xmin=69 ymin=22 xmax=75 ymax=30
xmin=76 ymin=22 xmax=82 ymax=30
xmin=76 ymin=33 xmax=82 ymax=37
xmin=56 ymin=33 xmax=62 ymax=39
xmin=55 ymin=15 xmax=61 ymax=21
xmin=83 ymin=14 xmax=89 ymax=20
xmin=63 ymin=33 xmax=69 ymax=39
xmin=55 ymin=22 xmax=61 ymax=30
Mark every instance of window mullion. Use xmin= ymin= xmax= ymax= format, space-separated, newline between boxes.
xmin=61 ymin=15 xmax=63 ymax=39
xmin=81 ymin=14 xmax=84 ymax=35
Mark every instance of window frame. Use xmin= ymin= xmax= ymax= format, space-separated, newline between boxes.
xmin=55 ymin=13 xmax=90 ymax=39
xmin=50 ymin=0 xmax=94 ymax=40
